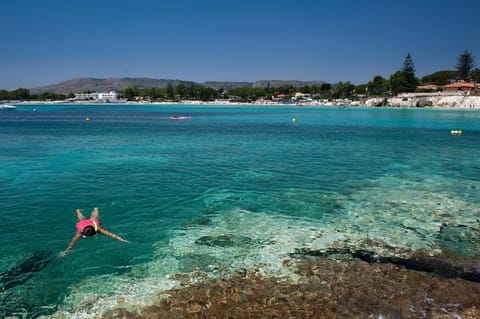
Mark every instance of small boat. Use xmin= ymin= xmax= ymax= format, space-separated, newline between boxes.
xmin=0 ymin=104 xmax=16 ymax=110
xmin=170 ymin=115 xmax=191 ymax=120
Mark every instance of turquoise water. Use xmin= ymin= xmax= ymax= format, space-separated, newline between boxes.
xmin=0 ymin=104 xmax=479 ymax=318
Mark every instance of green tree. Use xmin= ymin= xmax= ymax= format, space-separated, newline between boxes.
xmin=420 ymin=70 xmax=457 ymax=85
xmin=456 ymin=50 xmax=475 ymax=81
xmin=389 ymin=71 xmax=408 ymax=96
xmin=123 ymin=88 xmax=137 ymax=100
xmin=401 ymin=53 xmax=418 ymax=92
xmin=330 ymin=81 xmax=354 ymax=99
xmin=229 ymin=87 xmax=251 ymax=101
xmin=389 ymin=53 xmax=418 ymax=95
xmin=367 ymin=75 xmax=387 ymax=96
xmin=166 ymin=84 xmax=175 ymax=99
xmin=471 ymin=68 xmax=480 ymax=83
xmin=195 ymin=86 xmax=217 ymax=101
xmin=320 ymin=83 xmax=331 ymax=91
xmin=354 ymin=84 xmax=367 ymax=96
xmin=10 ymin=88 xmax=30 ymax=100
xmin=402 ymin=53 xmax=415 ymax=76
xmin=0 ymin=89 xmax=8 ymax=100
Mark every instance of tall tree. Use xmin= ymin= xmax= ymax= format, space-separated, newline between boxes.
xmin=456 ymin=50 xmax=475 ymax=81
xmin=390 ymin=53 xmax=418 ymax=94
xmin=402 ymin=53 xmax=415 ymax=78
xmin=402 ymin=53 xmax=418 ymax=92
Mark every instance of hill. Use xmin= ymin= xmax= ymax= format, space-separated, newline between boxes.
xmin=252 ymin=80 xmax=327 ymax=88
xmin=30 ymin=78 xmax=328 ymax=94
xmin=29 ymin=78 xmax=195 ymax=94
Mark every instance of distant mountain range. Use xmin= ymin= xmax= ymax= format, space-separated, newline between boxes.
xmin=30 ymin=78 xmax=327 ymax=94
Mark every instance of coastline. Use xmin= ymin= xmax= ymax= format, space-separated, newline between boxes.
xmin=13 ymin=94 xmax=480 ymax=109
xmin=364 ymin=95 xmax=480 ymax=109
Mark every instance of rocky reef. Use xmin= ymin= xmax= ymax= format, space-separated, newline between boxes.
xmin=103 ymin=257 xmax=480 ymax=319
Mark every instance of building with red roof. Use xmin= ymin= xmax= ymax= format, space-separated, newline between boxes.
xmin=442 ymin=80 xmax=476 ymax=94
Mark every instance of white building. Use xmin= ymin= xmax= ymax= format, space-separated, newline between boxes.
xmin=294 ymin=92 xmax=312 ymax=100
xmin=74 ymin=91 xmax=118 ymax=101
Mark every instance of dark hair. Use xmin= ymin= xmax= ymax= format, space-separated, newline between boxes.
xmin=82 ymin=226 xmax=97 ymax=237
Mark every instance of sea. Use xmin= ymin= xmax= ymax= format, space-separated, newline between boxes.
xmin=0 ymin=104 xmax=479 ymax=318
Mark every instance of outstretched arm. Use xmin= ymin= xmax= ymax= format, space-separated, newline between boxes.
xmin=98 ymin=228 xmax=128 ymax=242
xmin=61 ymin=232 xmax=82 ymax=256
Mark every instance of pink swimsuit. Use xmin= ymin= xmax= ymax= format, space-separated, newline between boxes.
xmin=76 ymin=219 xmax=100 ymax=233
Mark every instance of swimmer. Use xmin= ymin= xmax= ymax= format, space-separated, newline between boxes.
xmin=61 ymin=207 xmax=128 ymax=256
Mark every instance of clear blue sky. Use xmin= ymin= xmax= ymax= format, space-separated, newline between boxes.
xmin=1 ymin=0 xmax=479 ymax=90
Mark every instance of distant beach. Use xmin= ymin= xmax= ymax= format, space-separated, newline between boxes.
xmin=13 ymin=93 xmax=480 ymax=109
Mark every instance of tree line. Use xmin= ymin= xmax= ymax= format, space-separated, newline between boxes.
xmin=355 ymin=50 xmax=479 ymax=97
xmin=0 ymin=88 xmax=73 ymax=101
xmin=1 ymin=51 xmax=478 ymax=102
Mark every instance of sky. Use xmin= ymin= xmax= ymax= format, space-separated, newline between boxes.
xmin=1 ymin=0 xmax=479 ymax=90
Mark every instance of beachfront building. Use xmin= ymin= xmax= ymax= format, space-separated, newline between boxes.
xmin=442 ymin=81 xmax=476 ymax=94
xmin=294 ymin=92 xmax=312 ymax=101
xmin=74 ymin=91 xmax=118 ymax=101
xmin=416 ymin=84 xmax=439 ymax=92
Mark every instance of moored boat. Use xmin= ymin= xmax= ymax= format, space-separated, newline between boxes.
xmin=0 ymin=104 xmax=16 ymax=110
xmin=170 ymin=115 xmax=191 ymax=120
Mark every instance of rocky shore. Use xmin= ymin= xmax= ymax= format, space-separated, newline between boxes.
xmin=104 ymin=257 xmax=480 ymax=319
xmin=13 ymin=93 xmax=480 ymax=108
xmin=364 ymin=95 xmax=480 ymax=109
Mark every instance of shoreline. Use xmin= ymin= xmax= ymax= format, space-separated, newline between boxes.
xmin=12 ymin=94 xmax=480 ymax=109
xmin=12 ymin=102 xmax=480 ymax=110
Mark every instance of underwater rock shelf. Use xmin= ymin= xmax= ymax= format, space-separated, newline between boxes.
xmin=291 ymin=247 xmax=480 ymax=283
xmin=0 ymin=251 xmax=53 ymax=292
xmin=104 ymin=259 xmax=480 ymax=318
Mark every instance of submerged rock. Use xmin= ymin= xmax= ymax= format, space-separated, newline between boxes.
xmin=438 ymin=223 xmax=480 ymax=257
xmin=176 ymin=253 xmax=219 ymax=273
xmin=291 ymin=245 xmax=480 ymax=283
xmin=185 ymin=216 xmax=212 ymax=227
xmin=195 ymin=234 xmax=253 ymax=247
xmin=0 ymin=250 xmax=53 ymax=292
xmin=113 ymin=259 xmax=480 ymax=319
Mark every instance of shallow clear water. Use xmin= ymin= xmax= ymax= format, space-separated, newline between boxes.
xmin=0 ymin=104 xmax=479 ymax=317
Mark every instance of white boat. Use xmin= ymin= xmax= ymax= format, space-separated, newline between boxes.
xmin=0 ymin=104 xmax=16 ymax=110
xmin=170 ymin=115 xmax=191 ymax=120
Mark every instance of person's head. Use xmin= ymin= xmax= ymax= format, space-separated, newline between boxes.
xmin=81 ymin=226 xmax=97 ymax=237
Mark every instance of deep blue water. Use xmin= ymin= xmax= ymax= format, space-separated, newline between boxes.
xmin=0 ymin=104 xmax=479 ymax=318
